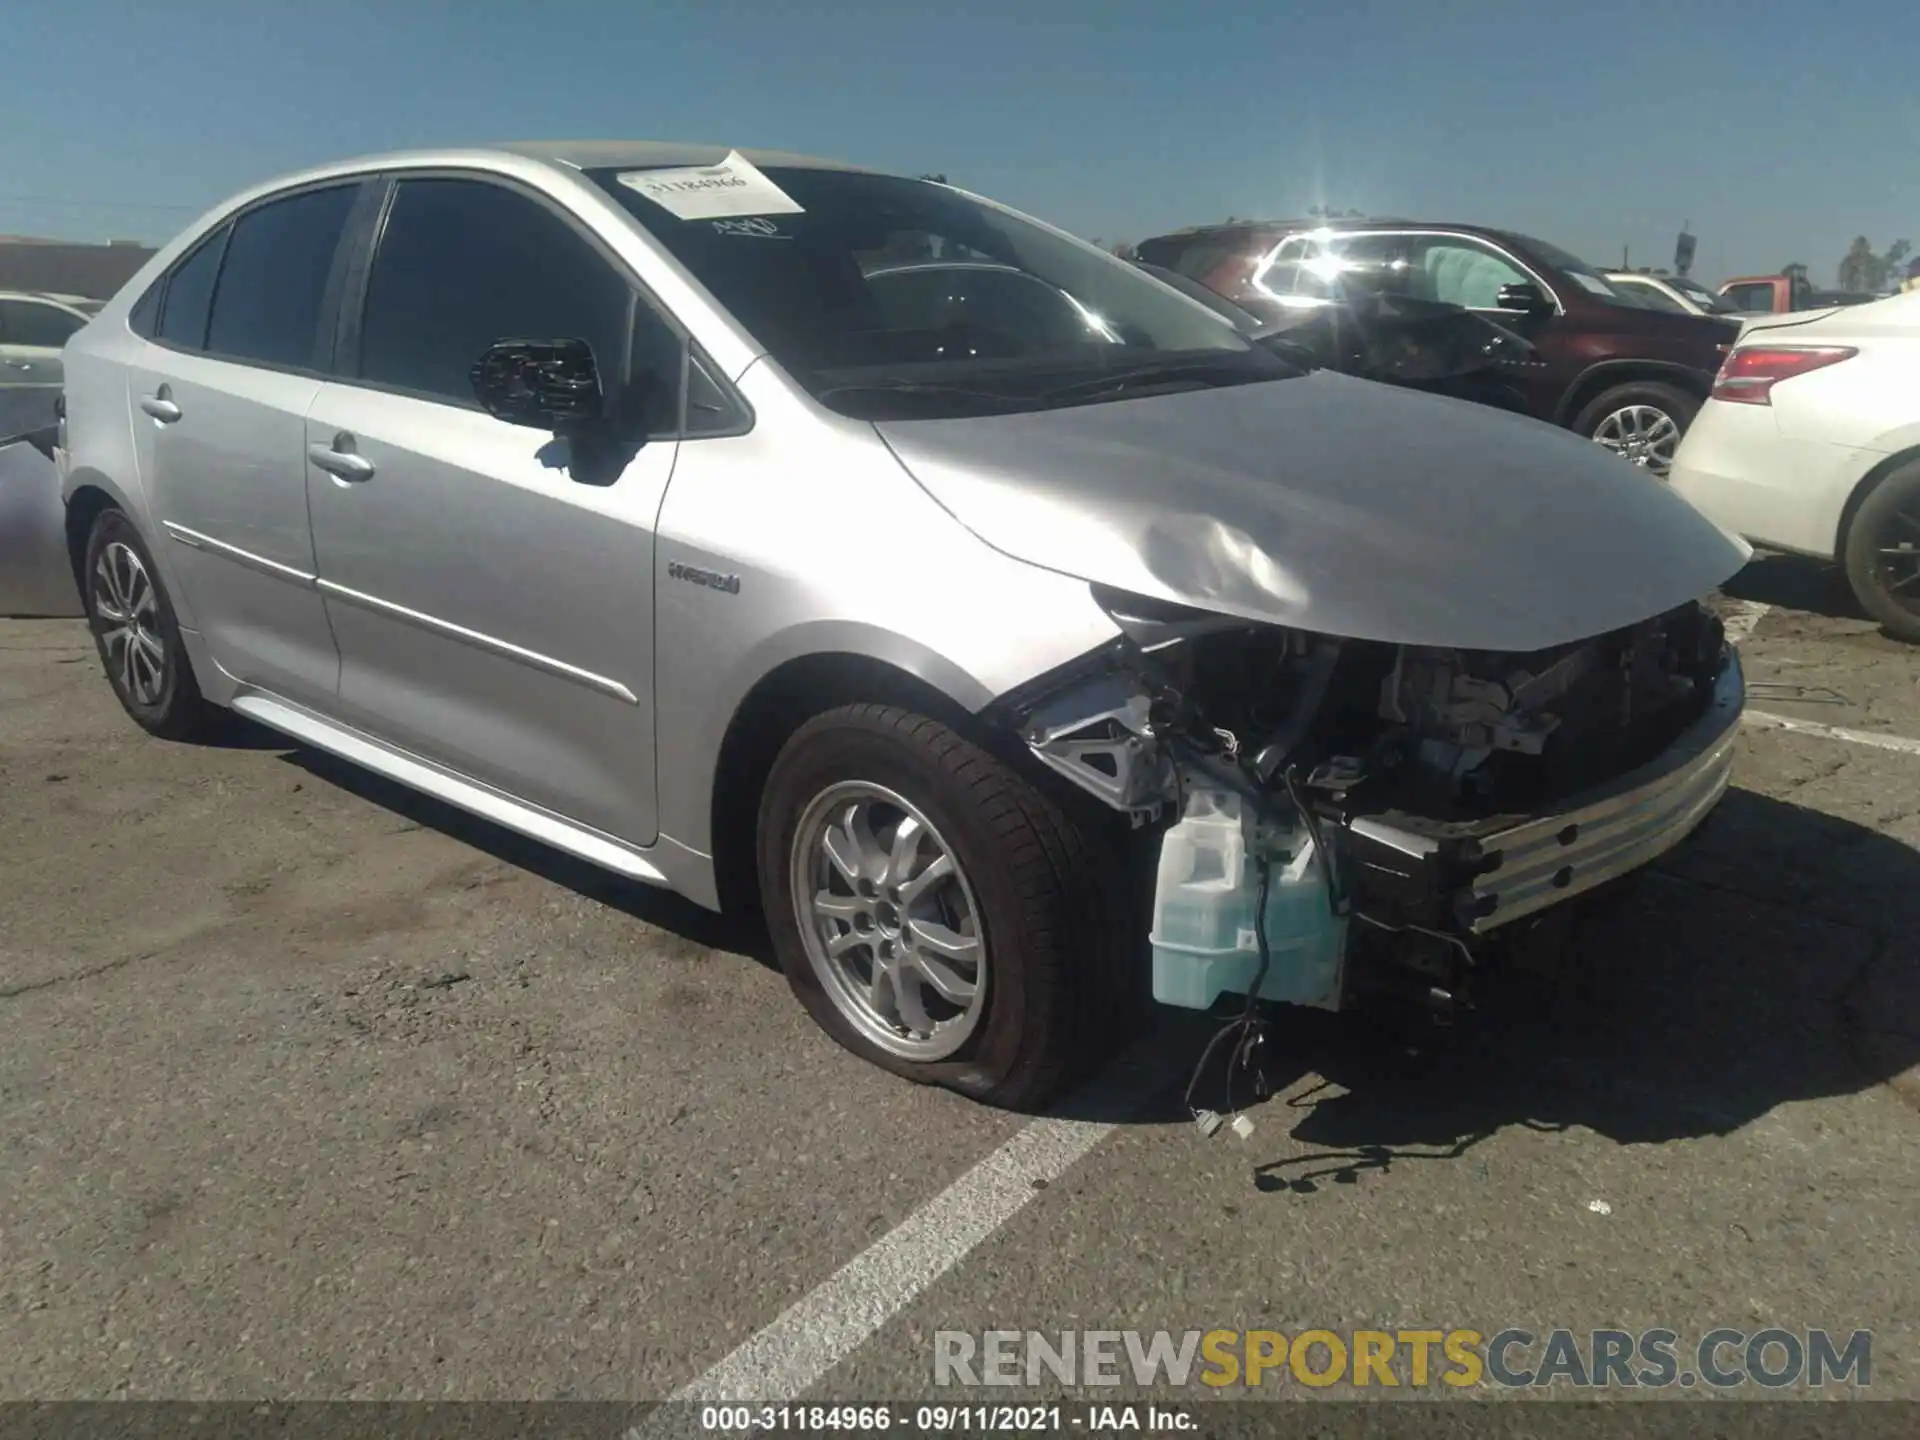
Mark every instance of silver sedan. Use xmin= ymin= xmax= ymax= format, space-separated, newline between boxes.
xmin=57 ymin=141 xmax=1747 ymax=1108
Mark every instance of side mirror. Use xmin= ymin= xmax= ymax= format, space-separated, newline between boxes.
xmin=1494 ymin=281 xmax=1552 ymax=313
xmin=470 ymin=339 xmax=603 ymax=433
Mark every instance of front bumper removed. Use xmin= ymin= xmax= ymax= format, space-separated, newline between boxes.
xmin=1340 ymin=650 xmax=1744 ymax=935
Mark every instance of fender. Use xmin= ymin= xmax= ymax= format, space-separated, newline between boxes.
xmin=657 ymin=612 xmax=1107 ymax=858
xmin=1552 ymin=358 xmax=1716 ymax=425
xmin=1836 ymin=441 xmax=1920 ymax=557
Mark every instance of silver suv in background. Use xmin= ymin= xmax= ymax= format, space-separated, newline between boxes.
xmin=59 ymin=143 xmax=1748 ymax=1108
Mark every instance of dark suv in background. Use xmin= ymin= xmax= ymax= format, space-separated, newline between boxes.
xmin=1136 ymin=220 xmax=1740 ymax=476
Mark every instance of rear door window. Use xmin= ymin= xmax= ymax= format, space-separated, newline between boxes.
xmin=205 ymin=184 xmax=359 ymax=369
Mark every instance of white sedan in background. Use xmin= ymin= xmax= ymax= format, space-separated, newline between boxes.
xmin=0 ymin=291 xmax=93 ymax=390
xmin=1669 ymin=290 xmax=1920 ymax=640
xmin=1604 ymin=270 xmax=1746 ymax=322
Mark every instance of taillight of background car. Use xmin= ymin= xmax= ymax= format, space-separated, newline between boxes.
xmin=1711 ymin=345 xmax=1858 ymax=405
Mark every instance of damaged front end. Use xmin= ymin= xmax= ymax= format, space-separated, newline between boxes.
xmin=996 ymin=584 xmax=1745 ymax=1019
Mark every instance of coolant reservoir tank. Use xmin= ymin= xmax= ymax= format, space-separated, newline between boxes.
xmin=1148 ymin=787 xmax=1347 ymax=1012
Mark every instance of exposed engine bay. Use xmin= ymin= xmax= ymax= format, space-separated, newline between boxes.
xmin=997 ymin=585 xmax=1743 ymax=1021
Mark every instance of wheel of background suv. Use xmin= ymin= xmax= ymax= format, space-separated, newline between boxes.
xmin=82 ymin=508 xmax=209 ymax=739
xmin=1574 ymin=381 xmax=1700 ymax=479
xmin=757 ymin=703 xmax=1121 ymax=1111
xmin=1842 ymin=459 xmax=1920 ymax=644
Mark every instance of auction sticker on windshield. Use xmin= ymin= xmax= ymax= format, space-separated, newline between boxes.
xmin=616 ymin=151 xmax=804 ymax=220
xmin=1568 ymin=272 xmax=1616 ymax=296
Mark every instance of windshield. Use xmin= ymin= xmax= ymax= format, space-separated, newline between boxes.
xmin=1668 ymin=277 xmax=1740 ymax=314
xmin=1506 ymin=233 xmax=1646 ymax=307
xmin=591 ymin=165 xmax=1287 ymax=419
xmin=1610 ymin=277 xmax=1686 ymax=313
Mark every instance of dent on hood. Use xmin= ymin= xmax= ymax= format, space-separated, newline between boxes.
xmin=878 ymin=371 xmax=1750 ymax=652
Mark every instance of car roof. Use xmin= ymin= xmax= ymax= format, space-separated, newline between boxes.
xmin=1142 ymin=218 xmax=1520 ymax=247
xmin=145 ymin=141 xmax=891 ymax=257
xmin=0 ymin=289 xmax=92 ymax=309
xmin=182 ymin=141 xmax=886 ymax=231
xmin=489 ymin=140 xmax=874 ymax=173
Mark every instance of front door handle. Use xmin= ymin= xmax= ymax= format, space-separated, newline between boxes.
xmin=308 ymin=435 xmax=376 ymax=482
xmin=139 ymin=390 xmax=181 ymax=423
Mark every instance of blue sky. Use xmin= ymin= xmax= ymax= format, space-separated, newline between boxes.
xmin=2 ymin=0 xmax=1908 ymax=287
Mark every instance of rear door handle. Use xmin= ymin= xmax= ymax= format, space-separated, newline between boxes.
xmin=307 ymin=436 xmax=376 ymax=482
xmin=139 ymin=392 xmax=181 ymax=423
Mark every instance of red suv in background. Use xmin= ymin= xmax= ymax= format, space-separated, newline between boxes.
xmin=1135 ymin=220 xmax=1741 ymax=476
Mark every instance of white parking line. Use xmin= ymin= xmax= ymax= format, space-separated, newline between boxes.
xmin=665 ymin=1049 xmax=1179 ymax=1408
xmin=1743 ymin=709 xmax=1920 ymax=757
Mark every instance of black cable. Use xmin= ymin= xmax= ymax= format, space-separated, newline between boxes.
xmin=1283 ymin=765 xmax=1348 ymax=917
xmin=1182 ymin=855 xmax=1274 ymax=1119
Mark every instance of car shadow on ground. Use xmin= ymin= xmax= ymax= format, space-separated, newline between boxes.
xmin=257 ymin=733 xmax=779 ymax=969
xmin=221 ymin=715 xmax=1917 ymax=1154
xmin=1722 ymin=550 xmax=1869 ymax=623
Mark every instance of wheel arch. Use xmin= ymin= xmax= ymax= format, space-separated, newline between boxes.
xmin=1835 ymin=445 xmax=1920 ymax=559
xmin=705 ymin=649 xmax=989 ymax=916
xmin=63 ymin=478 xmax=125 ymax=597
xmin=61 ymin=468 xmax=202 ymax=632
xmin=1554 ymin=361 xmax=1713 ymax=428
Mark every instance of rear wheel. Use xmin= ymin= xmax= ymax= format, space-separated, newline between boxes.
xmin=1573 ymin=381 xmax=1699 ymax=478
xmin=82 ymin=509 xmax=209 ymax=739
xmin=756 ymin=703 xmax=1125 ymax=1111
xmin=1843 ymin=459 xmax=1920 ymax=644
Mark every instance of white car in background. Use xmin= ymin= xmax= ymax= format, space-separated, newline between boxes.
xmin=1604 ymin=271 xmax=1745 ymax=323
xmin=1669 ymin=290 xmax=1920 ymax=639
xmin=0 ymin=291 xmax=94 ymax=390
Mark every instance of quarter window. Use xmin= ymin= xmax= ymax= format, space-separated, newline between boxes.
xmin=206 ymin=185 xmax=358 ymax=368
xmin=154 ymin=229 xmax=227 ymax=350
xmin=357 ymin=178 xmax=661 ymax=425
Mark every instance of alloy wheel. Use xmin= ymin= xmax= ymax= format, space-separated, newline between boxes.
xmin=1872 ymin=506 xmax=1920 ymax=616
xmin=1591 ymin=404 xmax=1682 ymax=476
xmin=92 ymin=540 xmax=167 ymax=706
xmin=790 ymin=780 xmax=987 ymax=1061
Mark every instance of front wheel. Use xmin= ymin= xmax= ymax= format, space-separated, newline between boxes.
xmin=756 ymin=703 xmax=1124 ymax=1110
xmin=1843 ymin=459 xmax=1920 ymax=644
xmin=1573 ymin=381 xmax=1700 ymax=478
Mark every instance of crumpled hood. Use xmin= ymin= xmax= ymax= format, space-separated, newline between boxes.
xmin=875 ymin=370 xmax=1750 ymax=652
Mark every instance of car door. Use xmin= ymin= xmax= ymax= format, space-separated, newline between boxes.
xmin=124 ymin=182 xmax=364 ymax=707
xmin=0 ymin=296 xmax=88 ymax=389
xmin=1391 ymin=233 xmax=1566 ymax=416
xmin=304 ymin=173 xmax=683 ymax=846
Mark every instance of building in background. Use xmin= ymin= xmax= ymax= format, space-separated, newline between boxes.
xmin=0 ymin=237 xmax=155 ymax=300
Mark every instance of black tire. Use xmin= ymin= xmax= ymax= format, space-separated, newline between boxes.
xmin=1843 ymin=459 xmax=1920 ymax=644
xmin=1570 ymin=380 xmax=1701 ymax=477
xmin=757 ymin=703 xmax=1127 ymax=1111
xmin=81 ymin=508 xmax=210 ymax=740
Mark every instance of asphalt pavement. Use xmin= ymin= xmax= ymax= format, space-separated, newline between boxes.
xmin=1 ymin=554 xmax=1915 ymax=1408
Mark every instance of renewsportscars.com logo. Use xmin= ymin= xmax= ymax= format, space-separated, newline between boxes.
xmin=933 ymin=1327 xmax=1873 ymax=1390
